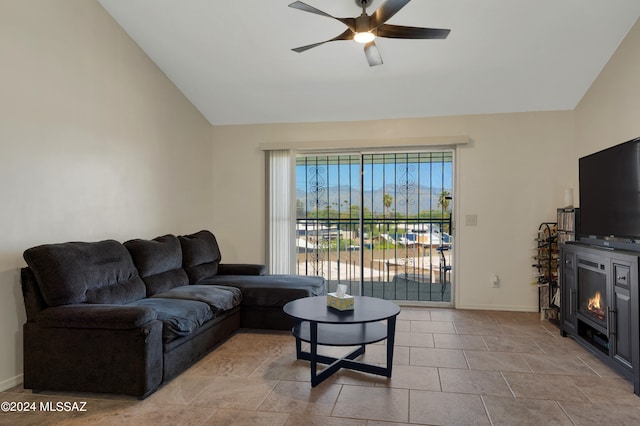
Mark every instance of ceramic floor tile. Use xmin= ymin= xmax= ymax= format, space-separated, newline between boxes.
xmin=284 ymin=414 xmax=367 ymax=425
xmin=409 ymin=347 xmax=468 ymax=368
xmin=192 ymin=353 xmax=268 ymax=378
xmin=393 ymin=331 xmax=435 ymax=348
xmin=568 ymin=375 xmax=640 ymax=405
xmin=375 ymin=364 xmax=441 ymax=391
xmin=559 ymin=401 xmax=640 ymax=425
xmin=409 ymin=390 xmax=490 ymax=425
xmin=253 ymin=356 xmax=317 ymax=382
xmin=578 ymin=353 xmax=628 ymax=378
xmin=395 ymin=319 xmax=411 ymax=333
xmin=464 ymin=350 xmax=532 ymax=373
xmin=431 ymin=309 xmax=497 ymax=323
xmin=433 ymin=334 xmax=488 ymax=350
xmin=257 ymin=380 xmax=342 ymax=416
xmin=521 ymin=353 xmax=598 ymax=376
xmin=409 ymin=320 xmax=455 ymax=334
xmin=8 ymin=308 xmax=640 ymax=425
xmin=502 ymin=372 xmax=589 ymax=401
xmin=332 ymin=384 xmax=409 ymax=423
xmin=215 ymin=331 xmax=293 ymax=356
xmin=397 ymin=308 xmax=431 ymax=321
xmin=427 ymin=309 xmax=463 ymax=322
xmin=482 ymin=335 xmax=544 ymax=353
xmin=191 ymin=376 xmax=278 ymax=410
xmin=208 ymin=332 xmax=279 ymax=356
xmin=453 ymin=320 xmax=502 ymax=336
xmin=498 ymin=323 xmax=556 ymax=338
xmin=533 ymin=335 xmax=592 ymax=356
xmin=147 ymin=374 xmax=213 ymax=406
xmin=483 ymin=395 xmax=573 ymax=425
xmin=204 ymin=407 xmax=289 ymax=426
xmin=359 ymin=343 xmax=410 ymax=366
xmin=331 ymin=369 xmax=390 ymax=386
xmin=486 ymin=311 xmax=541 ymax=324
xmin=366 ymin=422 xmax=410 ymax=426
xmin=439 ymin=368 xmax=513 ymax=397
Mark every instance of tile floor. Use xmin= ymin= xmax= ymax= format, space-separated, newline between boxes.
xmin=3 ymin=307 xmax=640 ymax=425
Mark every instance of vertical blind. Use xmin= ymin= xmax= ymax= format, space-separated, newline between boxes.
xmin=267 ymin=149 xmax=294 ymax=274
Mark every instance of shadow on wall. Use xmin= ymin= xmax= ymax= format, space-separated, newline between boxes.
xmin=0 ymin=267 xmax=27 ymax=390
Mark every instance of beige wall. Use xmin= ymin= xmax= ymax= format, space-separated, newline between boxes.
xmin=0 ymin=0 xmax=213 ymax=389
xmin=211 ymin=112 xmax=576 ymax=311
xmin=575 ymin=18 xmax=640 ymax=158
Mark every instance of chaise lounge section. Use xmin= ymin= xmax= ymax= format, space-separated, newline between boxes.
xmin=20 ymin=230 xmax=324 ymax=398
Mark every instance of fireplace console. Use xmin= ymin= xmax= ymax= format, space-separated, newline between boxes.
xmin=560 ymin=242 xmax=640 ymax=396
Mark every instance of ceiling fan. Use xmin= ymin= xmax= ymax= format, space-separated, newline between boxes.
xmin=289 ymin=0 xmax=450 ymax=67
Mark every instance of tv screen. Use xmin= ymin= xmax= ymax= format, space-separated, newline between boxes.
xmin=579 ymin=137 xmax=640 ymax=241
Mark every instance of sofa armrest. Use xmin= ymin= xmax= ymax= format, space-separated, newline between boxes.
xmin=217 ymin=263 xmax=267 ymax=276
xmin=35 ymin=304 xmax=158 ymax=330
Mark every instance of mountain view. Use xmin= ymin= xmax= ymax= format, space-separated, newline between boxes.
xmin=296 ymin=184 xmax=451 ymax=216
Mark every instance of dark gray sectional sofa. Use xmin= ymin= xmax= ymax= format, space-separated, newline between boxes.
xmin=20 ymin=230 xmax=325 ymax=398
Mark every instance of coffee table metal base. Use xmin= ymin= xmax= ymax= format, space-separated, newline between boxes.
xmin=292 ymin=320 xmax=396 ymax=387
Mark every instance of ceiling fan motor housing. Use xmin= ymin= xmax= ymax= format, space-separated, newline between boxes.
xmin=356 ymin=0 xmax=374 ymax=7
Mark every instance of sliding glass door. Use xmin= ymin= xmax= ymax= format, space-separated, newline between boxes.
xmin=295 ymin=151 xmax=454 ymax=304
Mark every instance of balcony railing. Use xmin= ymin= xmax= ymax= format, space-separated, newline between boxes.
xmin=296 ymin=217 xmax=452 ymax=302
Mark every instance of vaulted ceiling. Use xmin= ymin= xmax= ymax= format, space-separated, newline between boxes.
xmin=98 ymin=0 xmax=640 ymax=125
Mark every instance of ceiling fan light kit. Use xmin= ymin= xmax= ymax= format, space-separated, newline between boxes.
xmin=289 ymin=0 xmax=451 ymax=67
xmin=354 ymin=32 xmax=375 ymax=43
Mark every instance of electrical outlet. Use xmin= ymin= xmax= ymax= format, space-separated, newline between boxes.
xmin=465 ymin=214 xmax=478 ymax=226
xmin=491 ymin=275 xmax=500 ymax=288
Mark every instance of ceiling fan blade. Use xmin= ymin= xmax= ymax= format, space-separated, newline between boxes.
xmin=364 ymin=41 xmax=383 ymax=67
xmin=288 ymin=1 xmax=356 ymax=31
xmin=370 ymin=0 xmax=411 ymax=29
xmin=292 ymin=28 xmax=355 ymax=53
xmin=376 ymin=24 xmax=450 ymax=39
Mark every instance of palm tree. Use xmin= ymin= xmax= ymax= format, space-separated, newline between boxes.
xmin=383 ymin=194 xmax=393 ymax=218
xmin=438 ymin=190 xmax=451 ymax=213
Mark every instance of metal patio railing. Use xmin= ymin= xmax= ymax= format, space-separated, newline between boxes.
xmin=296 ymin=216 xmax=453 ymax=302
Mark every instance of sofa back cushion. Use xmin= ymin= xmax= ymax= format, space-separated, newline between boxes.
xmin=23 ymin=240 xmax=146 ymax=306
xmin=124 ymin=234 xmax=189 ymax=296
xmin=178 ymin=230 xmax=221 ymax=284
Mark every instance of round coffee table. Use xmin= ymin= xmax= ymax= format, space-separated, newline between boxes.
xmin=283 ymin=295 xmax=401 ymax=387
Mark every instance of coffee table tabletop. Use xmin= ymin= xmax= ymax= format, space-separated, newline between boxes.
xmin=283 ymin=295 xmax=400 ymax=324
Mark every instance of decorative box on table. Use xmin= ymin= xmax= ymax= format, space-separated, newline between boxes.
xmin=327 ymin=292 xmax=354 ymax=311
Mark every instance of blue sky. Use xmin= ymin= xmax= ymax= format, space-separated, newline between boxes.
xmin=296 ymin=153 xmax=453 ymax=192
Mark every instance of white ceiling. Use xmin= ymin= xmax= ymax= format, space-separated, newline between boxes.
xmin=98 ymin=0 xmax=640 ymax=126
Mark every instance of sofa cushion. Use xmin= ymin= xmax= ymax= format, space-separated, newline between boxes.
xmin=201 ymin=275 xmax=326 ymax=307
xmin=178 ymin=230 xmax=222 ymax=283
xmin=153 ymin=285 xmax=242 ymax=314
xmin=124 ymin=235 xmax=189 ymax=296
xmin=128 ymin=298 xmax=212 ymax=342
xmin=23 ymin=240 xmax=146 ymax=306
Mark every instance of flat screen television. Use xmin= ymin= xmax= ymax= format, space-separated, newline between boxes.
xmin=579 ymin=136 xmax=640 ymax=246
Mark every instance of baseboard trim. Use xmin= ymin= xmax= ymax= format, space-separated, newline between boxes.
xmin=0 ymin=374 xmax=23 ymax=392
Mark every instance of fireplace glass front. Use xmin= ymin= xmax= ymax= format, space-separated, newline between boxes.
xmin=577 ymin=264 xmax=607 ymax=326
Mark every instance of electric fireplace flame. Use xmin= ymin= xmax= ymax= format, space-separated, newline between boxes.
xmin=587 ymin=291 xmax=605 ymax=320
